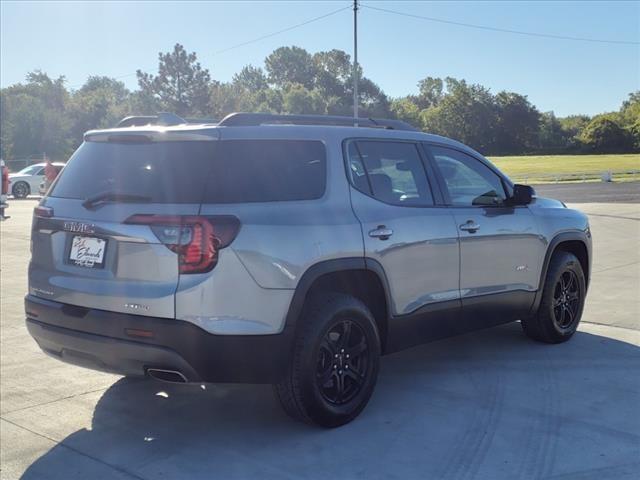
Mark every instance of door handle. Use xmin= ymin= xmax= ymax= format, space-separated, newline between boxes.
xmin=369 ymin=225 xmax=393 ymax=240
xmin=459 ymin=220 xmax=480 ymax=233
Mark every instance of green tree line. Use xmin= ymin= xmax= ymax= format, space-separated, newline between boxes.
xmin=1 ymin=43 xmax=638 ymax=162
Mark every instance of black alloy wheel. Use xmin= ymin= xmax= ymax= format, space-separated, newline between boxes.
xmin=316 ymin=319 xmax=369 ymax=405
xmin=552 ymin=270 xmax=581 ymax=329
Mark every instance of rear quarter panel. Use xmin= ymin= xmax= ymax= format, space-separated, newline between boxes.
xmin=176 ymin=127 xmax=364 ymax=334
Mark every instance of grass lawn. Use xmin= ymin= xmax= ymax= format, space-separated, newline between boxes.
xmin=488 ymin=154 xmax=640 ymax=182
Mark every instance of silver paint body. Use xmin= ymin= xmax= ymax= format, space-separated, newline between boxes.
xmin=29 ymin=124 xmax=591 ymax=335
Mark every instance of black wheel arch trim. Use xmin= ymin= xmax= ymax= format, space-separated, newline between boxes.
xmin=530 ymin=230 xmax=591 ymax=314
xmin=284 ymin=257 xmax=393 ymax=333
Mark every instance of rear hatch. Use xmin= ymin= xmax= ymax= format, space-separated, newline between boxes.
xmin=29 ymin=134 xmax=218 ymax=318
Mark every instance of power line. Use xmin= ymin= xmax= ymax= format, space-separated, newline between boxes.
xmin=213 ymin=4 xmax=352 ymax=55
xmin=69 ymin=4 xmax=351 ymax=89
xmin=363 ymin=4 xmax=640 ymax=46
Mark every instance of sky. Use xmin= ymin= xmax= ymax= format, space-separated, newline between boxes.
xmin=1 ymin=0 xmax=638 ymax=117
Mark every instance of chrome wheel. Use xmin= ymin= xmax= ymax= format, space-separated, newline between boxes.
xmin=12 ymin=182 xmax=29 ymax=198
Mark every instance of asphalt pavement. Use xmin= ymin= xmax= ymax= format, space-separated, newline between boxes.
xmin=1 ymin=190 xmax=638 ymax=480
xmin=534 ymin=181 xmax=640 ymax=204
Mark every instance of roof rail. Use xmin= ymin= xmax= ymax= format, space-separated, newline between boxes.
xmin=117 ymin=112 xmax=186 ymax=128
xmin=217 ymin=113 xmax=419 ymax=131
xmin=184 ymin=117 xmax=219 ymax=125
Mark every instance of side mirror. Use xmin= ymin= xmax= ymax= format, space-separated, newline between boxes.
xmin=510 ymin=184 xmax=535 ymax=205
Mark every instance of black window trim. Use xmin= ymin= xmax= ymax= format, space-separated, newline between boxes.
xmin=341 ymin=137 xmax=443 ymax=209
xmin=422 ymin=142 xmax=517 ymax=209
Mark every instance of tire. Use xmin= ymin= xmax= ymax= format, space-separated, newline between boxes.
xmin=522 ymin=251 xmax=586 ymax=343
xmin=275 ymin=293 xmax=381 ymax=428
xmin=12 ymin=181 xmax=30 ymax=199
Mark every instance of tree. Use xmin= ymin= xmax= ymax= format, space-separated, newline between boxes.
xmin=416 ymin=77 xmax=444 ymax=109
xmin=68 ymin=76 xmax=131 ymax=145
xmin=232 ymin=65 xmax=268 ymax=92
xmin=0 ymin=71 xmax=72 ymax=160
xmin=493 ymin=92 xmax=540 ymax=154
xmin=578 ymin=116 xmax=630 ymax=152
xmin=620 ymin=91 xmax=640 ymax=124
xmin=421 ymin=78 xmax=497 ymax=152
xmin=356 ymin=77 xmax=391 ymax=117
xmin=390 ymin=97 xmax=422 ymax=128
xmin=136 ymin=43 xmax=211 ymax=116
xmin=282 ymin=84 xmax=325 ymax=114
xmin=313 ymin=49 xmax=352 ymax=99
xmin=265 ymin=46 xmax=316 ymax=89
xmin=538 ymin=112 xmax=568 ymax=151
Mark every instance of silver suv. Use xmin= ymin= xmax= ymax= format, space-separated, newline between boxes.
xmin=26 ymin=113 xmax=591 ymax=427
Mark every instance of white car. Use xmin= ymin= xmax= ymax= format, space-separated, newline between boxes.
xmin=9 ymin=162 xmax=65 ymax=198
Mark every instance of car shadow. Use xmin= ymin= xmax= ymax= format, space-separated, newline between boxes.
xmin=20 ymin=323 xmax=640 ymax=480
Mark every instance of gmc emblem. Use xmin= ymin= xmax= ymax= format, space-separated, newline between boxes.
xmin=63 ymin=221 xmax=95 ymax=234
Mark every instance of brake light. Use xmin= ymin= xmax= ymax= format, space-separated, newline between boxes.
xmin=125 ymin=215 xmax=240 ymax=274
xmin=34 ymin=206 xmax=54 ymax=218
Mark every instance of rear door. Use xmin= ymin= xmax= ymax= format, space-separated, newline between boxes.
xmin=29 ymin=138 xmax=216 ymax=318
xmin=425 ymin=144 xmax=545 ymax=322
xmin=346 ymin=139 xmax=460 ymax=318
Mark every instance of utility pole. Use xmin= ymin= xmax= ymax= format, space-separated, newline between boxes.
xmin=353 ymin=0 xmax=359 ymax=125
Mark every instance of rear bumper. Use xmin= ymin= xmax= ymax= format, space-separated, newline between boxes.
xmin=25 ymin=295 xmax=293 ymax=383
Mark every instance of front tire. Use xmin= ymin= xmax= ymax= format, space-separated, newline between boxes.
xmin=522 ymin=251 xmax=586 ymax=343
xmin=275 ymin=293 xmax=381 ymax=428
xmin=12 ymin=181 xmax=30 ymax=199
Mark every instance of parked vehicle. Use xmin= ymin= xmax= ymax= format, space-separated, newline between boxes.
xmin=26 ymin=113 xmax=591 ymax=427
xmin=1 ymin=159 xmax=9 ymax=219
xmin=9 ymin=162 xmax=65 ymax=198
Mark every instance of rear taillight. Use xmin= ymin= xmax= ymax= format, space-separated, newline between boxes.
xmin=125 ymin=215 xmax=240 ymax=274
xmin=34 ymin=206 xmax=54 ymax=218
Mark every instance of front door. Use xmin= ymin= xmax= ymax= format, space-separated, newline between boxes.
xmin=426 ymin=144 xmax=545 ymax=324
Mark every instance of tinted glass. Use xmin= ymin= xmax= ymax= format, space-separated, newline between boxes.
xmin=350 ymin=140 xmax=433 ymax=206
xmin=430 ymin=146 xmax=506 ymax=206
xmin=51 ymin=139 xmax=326 ymax=204
xmin=51 ymin=141 xmax=215 ymax=203
xmin=203 ymin=140 xmax=326 ymax=203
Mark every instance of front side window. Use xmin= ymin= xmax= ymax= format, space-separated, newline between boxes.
xmin=429 ymin=146 xmax=506 ymax=207
xmin=347 ymin=140 xmax=434 ymax=206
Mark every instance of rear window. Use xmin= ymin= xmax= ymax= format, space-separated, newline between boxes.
xmin=51 ymin=141 xmax=215 ymax=203
xmin=203 ymin=140 xmax=326 ymax=203
xmin=51 ymin=139 xmax=326 ymax=204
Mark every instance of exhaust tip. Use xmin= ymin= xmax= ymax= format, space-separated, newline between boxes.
xmin=147 ymin=368 xmax=188 ymax=383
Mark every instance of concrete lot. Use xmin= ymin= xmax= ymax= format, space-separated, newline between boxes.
xmin=1 ymin=195 xmax=639 ymax=480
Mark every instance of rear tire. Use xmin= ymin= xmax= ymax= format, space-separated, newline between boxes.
xmin=275 ymin=293 xmax=381 ymax=428
xmin=12 ymin=181 xmax=30 ymax=199
xmin=522 ymin=251 xmax=586 ymax=343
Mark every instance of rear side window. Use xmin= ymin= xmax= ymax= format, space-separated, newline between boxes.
xmin=202 ymin=140 xmax=326 ymax=203
xmin=51 ymin=141 xmax=215 ymax=203
xmin=346 ymin=140 xmax=434 ymax=206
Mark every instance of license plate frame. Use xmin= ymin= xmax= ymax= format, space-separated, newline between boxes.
xmin=69 ymin=235 xmax=107 ymax=269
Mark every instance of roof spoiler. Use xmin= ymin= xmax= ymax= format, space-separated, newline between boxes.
xmin=117 ymin=112 xmax=186 ymax=128
xmin=116 ymin=113 xmax=219 ymax=128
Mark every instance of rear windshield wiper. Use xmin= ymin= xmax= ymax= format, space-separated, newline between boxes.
xmin=82 ymin=191 xmax=152 ymax=210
